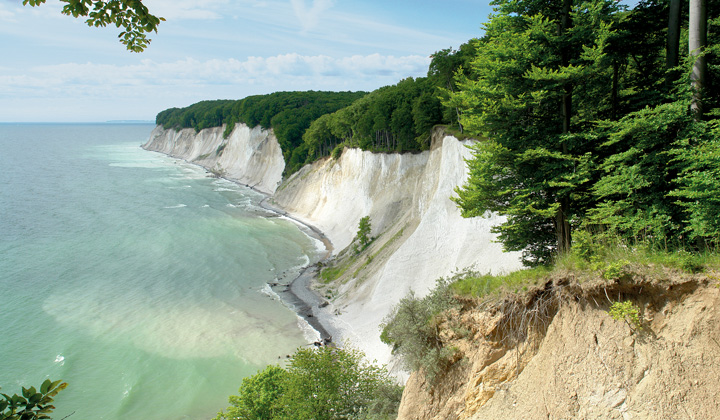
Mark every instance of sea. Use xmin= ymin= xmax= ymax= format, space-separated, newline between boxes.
xmin=0 ymin=123 xmax=324 ymax=419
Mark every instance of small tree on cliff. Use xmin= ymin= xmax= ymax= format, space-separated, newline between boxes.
xmin=353 ymin=216 xmax=372 ymax=254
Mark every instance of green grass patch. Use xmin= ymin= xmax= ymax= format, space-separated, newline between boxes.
xmin=450 ymin=233 xmax=720 ymax=300
xmin=557 ymin=230 xmax=720 ymax=275
xmin=319 ymin=256 xmax=357 ymax=283
xmin=450 ymin=266 xmax=551 ymax=298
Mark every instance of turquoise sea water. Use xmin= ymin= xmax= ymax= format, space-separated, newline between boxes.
xmin=0 ymin=124 xmax=323 ymax=419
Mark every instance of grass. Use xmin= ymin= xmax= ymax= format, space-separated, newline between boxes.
xmin=555 ymin=240 xmax=720 ymax=275
xmin=450 ymin=266 xmax=551 ymax=298
xmin=319 ymin=262 xmax=351 ymax=283
xmin=450 ymin=234 xmax=720 ymax=300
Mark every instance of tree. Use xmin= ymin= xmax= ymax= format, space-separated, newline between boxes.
xmin=667 ymin=0 xmax=682 ymax=72
xmin=215 ymin=347 xmax=402 ymax=420
xmin=22 ymin=0 xmax=164 ymax=52
xmin=354 ymin=216 xmax=372 ymax=254
xmin=451 ymin=0 xmax=620 ymax=265
xmin=689 ymin=0 xmax=708 ymax=115
xmin=214 ymin=366 xmax=288 ymax=420
xmin=0 ymin=379 xmax=67 ymax=420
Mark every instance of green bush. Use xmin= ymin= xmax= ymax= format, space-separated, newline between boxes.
xmin=608 ymin=300 xmax=642 ymax=330
xmin=380 ymin=279 xmax=457 ymax=383
xmin=215 ymin=347 xmax=402 ymax=420
xmin=602 ymin=260 xmax=630 ymax=280
xmin=0 ymin=379 xmax=67 ymax=420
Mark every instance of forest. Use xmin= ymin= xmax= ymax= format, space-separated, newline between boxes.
xmin=155 ymin=91 xmax=366 ymax=174
xmin=451 ymin=0 xmax=720 ymax=265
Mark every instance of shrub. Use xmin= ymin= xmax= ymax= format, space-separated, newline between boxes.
xmin=380 ymin=279 xmax=457 ymax=383
xmin=215 ymin=347 xmax=402 ymax=420
xmin=608 ymin=300 xmax=642 ymax=330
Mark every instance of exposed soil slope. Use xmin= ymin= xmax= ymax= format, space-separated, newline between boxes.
xmin=397 ymin=269 xmax=720 ymax=419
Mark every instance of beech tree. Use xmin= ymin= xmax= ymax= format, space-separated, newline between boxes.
xmin=22 ymin=0 xmax=163 ymax=52
xmin=451 ymin=0 xmax=622 ymax=265
xmin=0 ymin=379 xmax=67 ymax=420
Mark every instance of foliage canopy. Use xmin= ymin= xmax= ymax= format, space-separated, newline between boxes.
xmin=452 ymin=0 xmax=720 ymax=265
xmin=22 ymin=0 xmax=163 ymax=52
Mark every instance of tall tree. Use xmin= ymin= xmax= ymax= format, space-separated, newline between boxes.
xmin=667 ymin=0 xmax=682 ymax=71
xmin=451 ymin=0 xmax=620 ymax=265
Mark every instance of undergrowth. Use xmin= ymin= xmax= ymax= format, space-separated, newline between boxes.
xmin=451 ymin=266 xmax=551 ymax=298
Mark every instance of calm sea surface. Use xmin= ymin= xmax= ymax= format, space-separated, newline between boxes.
xmin=0 ymin=123 xmax=322 ymax=419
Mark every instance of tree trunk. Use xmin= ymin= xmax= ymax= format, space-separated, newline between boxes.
xmin=555 ymin=0 xmax=573 ymax=255
xmin=556 ymin=199 xmax=572 ymax=255
xmin=612 ymin=60 xmax=619 ymax=120
xmin=689 ymin=0 xmax=707 ymax=116
xmin=667 ymin=0 xmax=681 ymax=71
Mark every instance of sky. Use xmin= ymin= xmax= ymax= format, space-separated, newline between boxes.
xmin=0 ymin=0 xmax=495 ymax=122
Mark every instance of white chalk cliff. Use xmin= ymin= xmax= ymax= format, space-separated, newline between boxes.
xmin=144 ymin=124 xmax=522 ymax=367
xmin=145 ymin=124 xmax=285 ymax=195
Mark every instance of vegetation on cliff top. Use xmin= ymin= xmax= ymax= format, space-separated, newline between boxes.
xmin=155 ymin=91 xmax=366 ymax=174
xmin=451 ymin=0 xmax=720 ymax=266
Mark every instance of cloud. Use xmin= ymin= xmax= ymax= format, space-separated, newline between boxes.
xmin=0 ymin=3 xmax=16 ymax=22
xmin=290 ymin=0 xmax=334 ymax=32
xmin=0 ymin=53 xmax=432 ymax=120
xmin=143 ymin=0 xmax=230 ymax=20
xmin=2 ymin=53 xmax=429 ymax=93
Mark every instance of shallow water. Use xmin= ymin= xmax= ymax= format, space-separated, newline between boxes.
xmin=0 ymin=123 xmax=322 ymax=419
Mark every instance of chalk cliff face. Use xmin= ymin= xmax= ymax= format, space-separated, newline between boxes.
xmin=143 ymin=124 xmax=285 ymax=195
xmin=272 ymin=129 xmax=523 ymax=367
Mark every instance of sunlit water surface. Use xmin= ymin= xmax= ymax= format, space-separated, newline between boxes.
xmin=0 ymin=123 xmax=322 ymax=420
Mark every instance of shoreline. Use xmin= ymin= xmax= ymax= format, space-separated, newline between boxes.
xmin=257 ymin=196 xmax=337 ymax=343
xmin=142 ymin=145 xmax=338 ymax=344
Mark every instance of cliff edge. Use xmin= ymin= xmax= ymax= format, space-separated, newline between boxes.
xmin=396 ymin=270 xmax=720 ymax=420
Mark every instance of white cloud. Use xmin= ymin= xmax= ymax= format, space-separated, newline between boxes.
xmin=2 ymin=53 xmax=429 ymax=92
xmin=290 ymin=0 xmax=334 ymax=32
xmin=0 ymin=3 xmax=16 ymax=22
xmin=0 ymin=53 xmax=431 ymax=120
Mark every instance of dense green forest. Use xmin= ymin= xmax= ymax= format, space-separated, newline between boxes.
xmin=451 ymin=0 xmax=720 ymax=266
xmin=155 ymin=91 xmax=367 ymax=174
xmin=154 ymin=0 xmax=720 ymax=268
